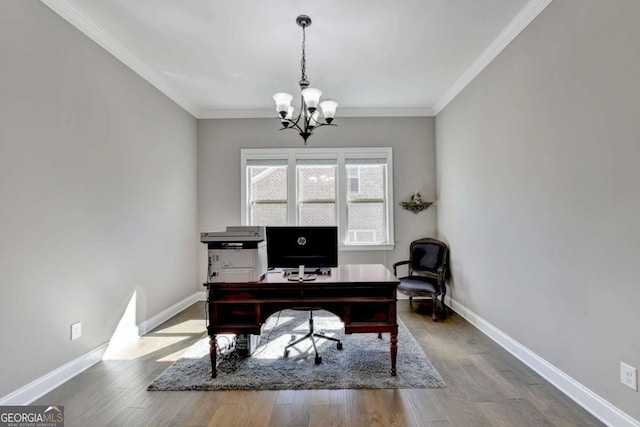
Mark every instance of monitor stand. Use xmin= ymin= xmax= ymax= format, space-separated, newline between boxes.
xmin=287 ymin=265 xmax=317 ymax=281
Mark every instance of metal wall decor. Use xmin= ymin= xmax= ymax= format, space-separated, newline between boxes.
xmin=399 ymin=192 xmax=433 ymax=214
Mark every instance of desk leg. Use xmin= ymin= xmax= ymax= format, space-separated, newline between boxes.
xmin=390 ymin=330 xmax=398 ymax=376
xmin=210 ymin=335 xmax=217 ymax=378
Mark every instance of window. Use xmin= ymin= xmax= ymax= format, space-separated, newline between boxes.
xmin=346 ymin=161 xmax=388 ymax=245
xmin=246 ymin=159 xmax=288 ymax=226
xmin=297 ymin=163 xmax=336 ymax=226
xmin=241 ymin=148 xmax=394 ymax=250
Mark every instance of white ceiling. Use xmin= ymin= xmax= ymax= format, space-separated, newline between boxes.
xmin=41 ymin=0 xmax=551 ymax=119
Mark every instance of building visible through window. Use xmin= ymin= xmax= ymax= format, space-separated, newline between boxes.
xmin=248 ymin=165 xmax=288 ymax=226
xmin=347 ymin=166 xmax=360 ymax=195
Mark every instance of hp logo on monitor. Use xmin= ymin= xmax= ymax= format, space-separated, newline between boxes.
xmin=297 ymin=236 xmax=307 ymax=246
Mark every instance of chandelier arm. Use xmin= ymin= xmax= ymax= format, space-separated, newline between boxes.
xmin=277 ymin=121 xmax=335 ymax=132
xmin=309 ymin=122 xmax=337 ymax=129
xmin=297 ymin=95 xmax=306 ymax=122
xmin=279 ymin=118 xmax=304 ymax=134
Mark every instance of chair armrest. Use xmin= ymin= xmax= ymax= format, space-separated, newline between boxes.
xmin=392 ymin=260 xmax=410 ymax=276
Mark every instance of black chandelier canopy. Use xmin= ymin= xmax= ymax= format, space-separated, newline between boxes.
xmin=272 ymin=15 xmax=338 ymax=145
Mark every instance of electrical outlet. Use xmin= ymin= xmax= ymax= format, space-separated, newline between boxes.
xmin=620 ymin=362 xmax=637 ymax=391
xmin=71 ymin=322 xmax=82 ymax=341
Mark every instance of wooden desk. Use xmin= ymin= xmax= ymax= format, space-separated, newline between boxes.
xmin=204 ymin=264 xmax=400 ymax=378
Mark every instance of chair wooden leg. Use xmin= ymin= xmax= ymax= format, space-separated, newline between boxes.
xmin=440 ymin=295 xmax=448 ymax=317
xmin=431 ymin=295 xmax=438 ymax=322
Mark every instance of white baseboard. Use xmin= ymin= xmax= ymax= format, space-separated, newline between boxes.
xmin=137 ymin=291 xmax=206 ymax=336
xmin=0 ymin=291 xmax=206 ymax=406
xmin=446 ymin=297 xmax=640 ymax=427
xmin=0 ymin=342 xmax=108 ymax=406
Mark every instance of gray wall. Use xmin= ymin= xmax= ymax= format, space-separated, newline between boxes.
xmin=436 ymin=0 xmax=640 ymax=420
xmin=198 ymin=117 xmax=437 ymax=280
xmin=0 ymin=1 xmax=199 ymax=397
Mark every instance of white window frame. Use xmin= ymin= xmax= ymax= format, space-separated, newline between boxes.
xmin=241 ymin=147 xmax=395 ymax=251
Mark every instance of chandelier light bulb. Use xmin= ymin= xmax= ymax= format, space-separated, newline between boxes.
xmin=278 ymin=106 xmax=295 ymax=128
xmin=272 ymin=93 xmax=293 ymax=117
xmin=301 ymin=88 xmax=322 ymax=111
xmin=285 ymin=106 xmax=295 ymax=120
xmin=319 ymin=100 xmax=338 ymax=123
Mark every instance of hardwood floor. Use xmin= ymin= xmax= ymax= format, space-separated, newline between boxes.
xmin=35 ymin=301 xmax=604 ymax=426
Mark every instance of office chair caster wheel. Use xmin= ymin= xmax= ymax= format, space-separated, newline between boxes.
xmin=283 ymin=349 xmax=289 ymax=358
xmin=314 ymin=355 xmax=322 ymax=365
xmin=337 ymin=342 xmax=343 ymax=350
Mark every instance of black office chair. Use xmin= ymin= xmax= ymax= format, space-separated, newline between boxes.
xmin=393 ymin=238 xmax=449 ymax=321
xmin=283 ymin=309 xmax=343 ymax=364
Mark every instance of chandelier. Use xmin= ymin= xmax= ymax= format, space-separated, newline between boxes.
xmin=272 ymin=15 xmax=338 ymax=145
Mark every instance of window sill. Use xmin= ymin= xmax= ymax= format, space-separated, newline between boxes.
xmin=339 ymin=243 xmax=395 ymax=251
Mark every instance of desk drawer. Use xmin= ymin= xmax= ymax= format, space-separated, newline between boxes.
xmin=209 ymin=285 xmax=395 ymax=301
xmin=212 ymin=303 xmax=256 ymax=326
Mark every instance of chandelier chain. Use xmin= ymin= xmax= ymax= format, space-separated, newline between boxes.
xmin=300 ymin=25 xmax=307 ymax=84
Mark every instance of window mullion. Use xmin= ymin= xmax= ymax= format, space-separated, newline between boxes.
xmin=299 ymin=199 xmax=336 ymax=204
xmin=337 ymin=153 xmax=347 ymax=245
xmin=348 ymin=198 xmax=385 ymax=204
xmin=384 ymin=163 xmax=393 ymax=246
xmin=287 ymin=154 xmax=297 ymax=225
xmin=252 ymin=200 xmax=288 ymax=204
xmin=241 ymin=153 xmax=248 ymax=225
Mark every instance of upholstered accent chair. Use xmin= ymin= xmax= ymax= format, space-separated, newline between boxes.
xmin=393 ymin=238 xmax=449 ymax=321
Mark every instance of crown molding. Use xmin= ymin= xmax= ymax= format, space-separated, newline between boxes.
xmin=40 ymin=0 xmax=199 ymax=117
xmin=433 ymin=0 xmax=553 ymax=115
xmin=196 ymin=107 xmax=435 ymax=119
xmin=41 ymin=0 xmax=550 ymax=120
xmin=327 ymin=107 xmax=435 ymax=118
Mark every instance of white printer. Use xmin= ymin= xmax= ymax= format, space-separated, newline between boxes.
xmin=200 ymin=226 xmax=267 ymax=283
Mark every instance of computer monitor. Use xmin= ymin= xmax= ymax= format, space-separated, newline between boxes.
xmin=266 ymin=226 xmax=338 ymax=275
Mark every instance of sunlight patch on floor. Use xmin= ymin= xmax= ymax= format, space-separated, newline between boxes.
xmin=104 ymin=335 xmax=195 ymax=361
xmin=103 ymin=291 xmax=206 ymax=361
xmin=243 ymin=313 xmax=343 ymax=361
xmin=103 ymin=291 xmax=139 ymax=360
xmin=150 ymin=319 xmax=205 ymax=335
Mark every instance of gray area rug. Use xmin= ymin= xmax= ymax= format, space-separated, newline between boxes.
xmin=147 ymin=310 xmax=446 ymax=390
